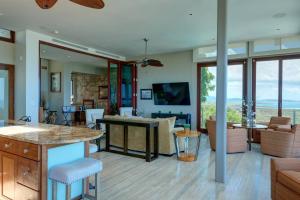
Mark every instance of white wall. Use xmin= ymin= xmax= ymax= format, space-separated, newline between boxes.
xmin=15 ymin=31 xmax=26 ymax=119
xmin=0 ymin=40 xmax=15 ymax=65
xmin=136 ymin=50 xmax=198 ymax=129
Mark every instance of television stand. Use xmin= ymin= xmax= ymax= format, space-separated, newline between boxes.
xmin=151 ymin=112 xmax=191 ymax=128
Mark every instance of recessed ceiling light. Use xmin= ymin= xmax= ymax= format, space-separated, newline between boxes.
xmin=272 ymin=13 xmax=286 ymax=19
xmin=53 ymin=30 xmax=59 ymax=34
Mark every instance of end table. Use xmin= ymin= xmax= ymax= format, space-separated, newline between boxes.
xmin=173 ymin=130 xmax=201 ymax=162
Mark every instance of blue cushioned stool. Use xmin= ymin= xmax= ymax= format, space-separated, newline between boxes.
xmin=49 ymin=158 xmax=103 ymax=200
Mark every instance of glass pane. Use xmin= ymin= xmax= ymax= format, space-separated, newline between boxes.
xmin=200 ymin=64 xmax=244 ymax=128
xmin=0 ymin=70 xmax=9 ymax=121
xmin=255 ymin=60 xmax=279 ymax=122
xmin=282 ymin=59 xmax=300 ymax=124
xmin=0 ymin=28 xmax=11 ymax=39
xmin=227 ymin=64 xmax=244 ymax=123
xmin=281 ymin=36 xmax=300 ymax=50
xmin=254 ymin=39 xmax=281 ymax=53
xmin=121 ymin=65 xmax=132 ymax=107
xmin=109 ymin=63 xmax=118 ymax=113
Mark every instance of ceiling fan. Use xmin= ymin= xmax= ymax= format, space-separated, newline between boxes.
xmin=127 ymin=38 xmax=163 ymax=68
xmin=35 ymin=0 xmax=105 ymax=9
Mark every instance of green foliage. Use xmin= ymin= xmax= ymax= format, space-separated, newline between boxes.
xmin=201 ymin=68 xmax=215 ymax=102
xmin=202 ymin=104 xmax=242 ymax=123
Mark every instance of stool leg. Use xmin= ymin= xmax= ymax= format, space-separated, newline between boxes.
xmin=82 ymin=178 xmax=86 ymax=199
xmin=66 ymin=184 xmax=71 ymax=200
xmin=52 ymin=181 xmax=57 ymax=200
xmin=95 ymin=173 xmax=100 ymax=199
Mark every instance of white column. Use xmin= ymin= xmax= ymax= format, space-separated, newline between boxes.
xmin=215 ymin=0 xmax=228 ymax=183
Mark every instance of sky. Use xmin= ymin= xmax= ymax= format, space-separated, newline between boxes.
xmin=207 ymin=59 xmax=300 ymax=101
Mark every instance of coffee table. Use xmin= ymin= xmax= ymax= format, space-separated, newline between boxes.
xmin=232 ymin=123 xmax=268 ymax=150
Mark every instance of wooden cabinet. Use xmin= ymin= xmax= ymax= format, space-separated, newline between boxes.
xmin=0 ymin=152 xmax=16 ymax=200
xmin=0 ymin=138 xmax=41 ymax=200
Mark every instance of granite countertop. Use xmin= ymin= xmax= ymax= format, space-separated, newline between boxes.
xmin=0 ymin=120 xmax=103 ymax=145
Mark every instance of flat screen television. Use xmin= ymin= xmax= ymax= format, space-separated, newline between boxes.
xmin=152 ymin=82 xmax=191 ymax=105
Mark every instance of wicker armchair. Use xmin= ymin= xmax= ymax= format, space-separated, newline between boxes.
xmin=206 ymin=120 xmax=247 ymax=153
xmin=271 ymin=158 xmax=300 ymax=200
xmin=261 ymin=125 xmax=300 ymax=157
xmin=253 ymin=116 xmax=292 ymax=143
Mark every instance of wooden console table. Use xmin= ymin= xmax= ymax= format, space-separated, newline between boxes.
xmin=97 ymin=118 xmax=159 ymax=162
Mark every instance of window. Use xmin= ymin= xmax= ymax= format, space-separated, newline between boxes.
xmin=198 ymin=61 xmax=246 ymax=129
xmin=254 ymin=60 xmax=279 ymax=122
xmin=0 ymin=28 xmax=15 ymax=43
xmin=253 ymin=56 xmax=300 ymax=124
xmin=282 ymin=59 xmax=300 ymax=124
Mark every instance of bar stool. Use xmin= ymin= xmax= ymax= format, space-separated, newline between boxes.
xmin=49 ymin=158 xmax=103 ymax=200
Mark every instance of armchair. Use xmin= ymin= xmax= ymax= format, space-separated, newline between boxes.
xmin=261 ymin=125 xmax=300 ymax=157
xmin=253 ymin=116 xmax=291 ymax=143
xmin=119 ymin=107 xmax=133 ymax=117
xmin=271 ymin=158 xmax=300 ymax=200
xmin=206 ymin=120 xmax=247 ymax=153
xmin=85 ymin=109 xmax=105 ymax=153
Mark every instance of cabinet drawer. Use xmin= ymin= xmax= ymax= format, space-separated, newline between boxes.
xmin=15 ymin=183 xmax=39 ymax=200
xmin=0 ymin=137 xmax=18 ymax=154
xmin=16 ymin=141 xmax=40 ymax=161
xmin=17 ymin=158 xmax=40 ymax=191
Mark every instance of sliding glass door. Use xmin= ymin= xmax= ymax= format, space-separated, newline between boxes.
xmin=198 ymin=61 xmax=246 ymax=129
xmin=254 ymin=60 xmax=279 ymax=122
xmin=282 ymin=59 xmax=300 ymax=124
xmin=253 ymin=56 xmax=300 ymax=124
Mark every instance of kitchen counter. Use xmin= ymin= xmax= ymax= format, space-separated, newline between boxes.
xmin=0 ymin=120 xmax=103 ymax=200
xmin=0 ymin=120 xmax=102 ymax=144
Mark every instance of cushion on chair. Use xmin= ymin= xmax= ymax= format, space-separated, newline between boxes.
xmin=277 ymin=170 xmax=300 ymax=195
xmin=89 ymin=143 xmax=98 ymax=154
xmin=49 ymin=158 xmax=103 ymax=184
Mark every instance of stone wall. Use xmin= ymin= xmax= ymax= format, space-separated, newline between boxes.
xmin=72 ymin=70 xmax=108 ymax=111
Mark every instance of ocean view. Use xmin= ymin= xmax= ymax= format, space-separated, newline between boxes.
xmin=205 ymin=96 xmax=300 ymax=109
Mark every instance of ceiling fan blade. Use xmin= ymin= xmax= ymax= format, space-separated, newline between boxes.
xmin=70 ymin=0 xmax=105 ymax=9
xmin=125 ymin=61 xmax=138 ymax=64
xmin=35 ymin=0 xmax=57 ymax=9
xmin=147 ymin=59 xmax=163 ymax=67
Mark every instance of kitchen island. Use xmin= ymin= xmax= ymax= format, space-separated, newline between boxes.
xmin=0 ymin=121 xmax=103 ymax=200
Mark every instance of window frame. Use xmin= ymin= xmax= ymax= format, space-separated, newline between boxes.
xmin=252 ymin=54 xmax=300 ymax=121
xmin=0 ymin=29 xmax=15 ymax=43
xmin=197 ymin=59 xmax=248 ymax=132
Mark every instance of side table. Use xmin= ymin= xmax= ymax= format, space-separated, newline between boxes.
xmin=173 ymin=130 xmax=201 ymax=162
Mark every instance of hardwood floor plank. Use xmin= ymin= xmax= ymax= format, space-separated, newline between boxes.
xmin=91 ymin=135 xmax=271 ymax=200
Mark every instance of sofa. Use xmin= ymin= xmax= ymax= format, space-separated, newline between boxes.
xmin=253 ymin=116 xmax=291 ymax=143
xmin=104 ymin=115 xmax=184 ymax=155
xmin=271 ymin=158 xmax=300 ymax=200
xmin=261 ymin=125 xmax=300 ymax=157
xmin=206 ymin=120 xmax=247 ymax=153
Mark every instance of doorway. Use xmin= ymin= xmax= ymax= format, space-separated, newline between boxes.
xmin=0 ymin=64 xmax=14 ymax=120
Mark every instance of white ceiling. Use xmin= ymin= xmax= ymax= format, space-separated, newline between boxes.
xmin=0 ymin=0 xmax=299 ymax=57
xmin=40 ymin=44 xmax=108 ymax=67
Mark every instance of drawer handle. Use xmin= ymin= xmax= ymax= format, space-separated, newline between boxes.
xmin=23 ymin=148 xmax=29 ymax=154
xmin=4 ymin=143 xmax=11 ymax=148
